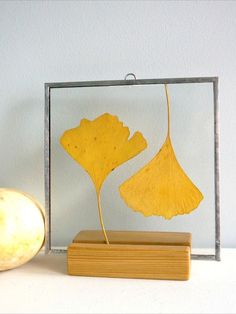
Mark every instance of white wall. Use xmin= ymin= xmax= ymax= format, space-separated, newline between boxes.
xmin=0 ymin=1 xmax=235 ymax=247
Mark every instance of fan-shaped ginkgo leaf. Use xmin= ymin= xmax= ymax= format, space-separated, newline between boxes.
xmin=119 ymin=85 xmax=203 ymax=219
xmin=60 ymin=113 xmax=147 ymax=243
xmin=60 ymin=113 xmax=147 ymax=193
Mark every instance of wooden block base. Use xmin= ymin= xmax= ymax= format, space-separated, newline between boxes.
xmin=67 ymin=230 xmax=191 ymax=280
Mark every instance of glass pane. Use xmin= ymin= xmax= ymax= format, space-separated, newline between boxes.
xmin=50 ymin=82 xmax=215 ymax=254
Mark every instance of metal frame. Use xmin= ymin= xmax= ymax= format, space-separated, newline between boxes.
xmin=44 ymin=76 xmax=220 ymax=260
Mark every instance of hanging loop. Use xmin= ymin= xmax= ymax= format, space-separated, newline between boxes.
xmin=124 ymin=73 xmax=137 ymax=80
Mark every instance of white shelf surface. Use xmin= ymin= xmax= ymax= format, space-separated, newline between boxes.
xmin=0 ymin=249 xmax=235 ymax=314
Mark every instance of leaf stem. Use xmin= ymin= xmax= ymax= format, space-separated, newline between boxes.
xmin=96 ymin=191 xmax=110 ymax=244
xmin=164 ymin=84 xmax=171 ymax=137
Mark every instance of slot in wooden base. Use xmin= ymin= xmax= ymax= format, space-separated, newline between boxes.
xmin=67 ymin=230 xmax=191 ymax=280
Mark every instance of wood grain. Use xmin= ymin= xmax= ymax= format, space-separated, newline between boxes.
xmin=73 ymin=230 xmax=191 ymax=246
xmin=68 ymin=230 xmax=191 ymax=280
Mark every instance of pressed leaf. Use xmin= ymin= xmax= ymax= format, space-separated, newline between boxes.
xmin=119 ymin=85 xmax=203 ymax=219
xmin=60 ymin=113 xmax=147 ymax=243
xmin=60 ymin=113 xmax=147 ymax=193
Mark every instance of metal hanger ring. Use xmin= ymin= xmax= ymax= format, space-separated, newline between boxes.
xmin=124 ymin=73 xmax=137 ymax=80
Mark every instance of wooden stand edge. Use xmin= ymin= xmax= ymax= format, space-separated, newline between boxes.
xmin=67 ymin=230 xmax=191 ymax=281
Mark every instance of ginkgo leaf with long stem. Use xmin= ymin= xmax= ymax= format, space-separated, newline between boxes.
xmin=119 ymin=85 xmax=203 ymax=219
xmin=60 ymin=113 xmax=147 ymax=243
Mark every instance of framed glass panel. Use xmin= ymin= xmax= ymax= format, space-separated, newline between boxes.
xmin=44 ymin=76 xmax=220 ymax=260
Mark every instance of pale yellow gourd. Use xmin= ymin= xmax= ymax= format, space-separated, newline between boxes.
xmin=60 ymin=113 xmax=147 ymax=243
xmin=119 ymin=85 xmax=203 ymax=219
xmin=0 ymin=189 xmax=45 ymax=271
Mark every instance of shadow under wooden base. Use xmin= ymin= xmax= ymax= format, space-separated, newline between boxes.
xmin=67 ymin=230 xmax=191 ymax=280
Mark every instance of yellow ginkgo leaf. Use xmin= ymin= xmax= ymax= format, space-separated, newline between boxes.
xmin=119 ymin=85 xmax=203 ymax=219
xmin=60 ymin=113 xmax=147 ymax=243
